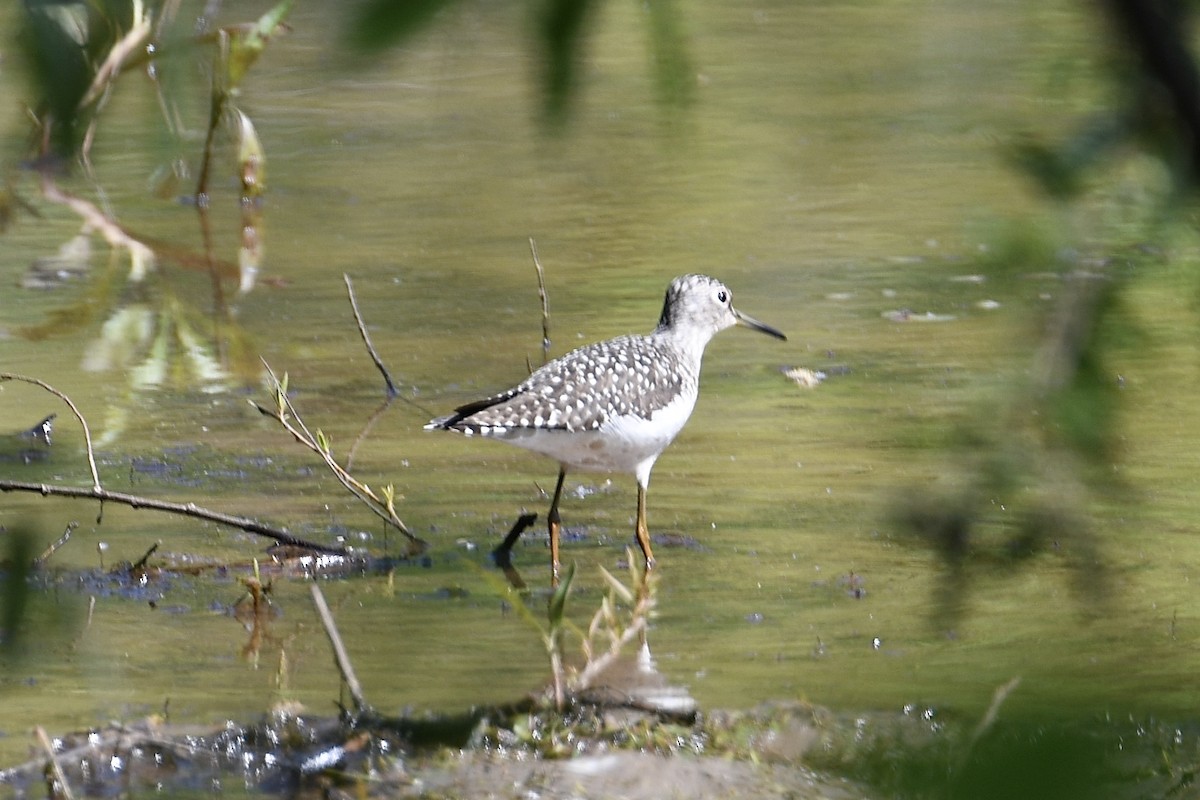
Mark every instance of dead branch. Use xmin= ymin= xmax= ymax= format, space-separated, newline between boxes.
xmin=310 ymin=584 xmax=369 ymax=715
xmin=1 ymin=371 xmax=346 ymax=555
xmin=0 ymin=479 xmax=348 ymax=555
xmin=36 ymin=725 xmax=76 ymax=800
xmin=37 ymin=178 xmax=156 ymax=280
xmin=342 ymin=273 xmax=433 ymax=470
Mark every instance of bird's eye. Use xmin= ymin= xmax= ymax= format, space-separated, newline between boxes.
xmin=716 ymin=290 xmax=729 ymax=304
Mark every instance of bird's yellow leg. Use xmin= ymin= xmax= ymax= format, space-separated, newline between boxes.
xmin=635 ymin=482 xmax=656 ymax=574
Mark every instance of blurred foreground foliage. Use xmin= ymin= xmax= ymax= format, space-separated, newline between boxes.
xmin=348 ymin=0 xmax=693 ymax=126
xmin=899 ymin=0 xmax=1200 ymax=626
xmin=0 ymin=523 xmax=81 ymax=665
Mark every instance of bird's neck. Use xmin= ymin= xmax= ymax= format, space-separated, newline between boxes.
xmin=651 ymin=325 xmax=712 ymax=373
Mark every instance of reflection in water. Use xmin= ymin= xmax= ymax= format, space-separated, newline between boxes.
xmin=82 ymin=299 xmax=227 ymax=391
xmin=8 ymin=0 xmax=288 ymax=444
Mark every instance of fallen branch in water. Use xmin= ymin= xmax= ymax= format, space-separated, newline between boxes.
xmin=0 ymin=479 xmax=348 ymax=555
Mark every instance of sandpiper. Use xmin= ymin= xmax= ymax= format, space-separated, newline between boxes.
xmin=426 ymin=274 xmax=786 ymax=583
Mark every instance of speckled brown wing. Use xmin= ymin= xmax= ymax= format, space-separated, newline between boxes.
xmin=429 ymin=335 xmax=691 ymax=436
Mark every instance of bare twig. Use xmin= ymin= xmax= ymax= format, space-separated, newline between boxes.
xmin=1 ymin=373 xmax=101 ymax=491
xmin=346 ymin=400 xmax=391 ymax=473
xmin=529 ymin=237 xmax=551 ymax=366
xmin=34 ymin=522 xmax=77 ymax=567
xmin=0 ymin=480 xmax=347 ymax=555
xmin=343 ymin=273 xmax=399 ymax=398
xmin=79 ymin=0 xmax=152 ymax=109
xmin=341 ymin=273 xmax=432 ymax=470
xmin=195 ymin=39 xmax=225 ymax=204
xmin=132 ymin=541 xmax=162 ymax=571
xmin=491 ymin=512 xmax=538 ymax=591
xmin=36 ymin=726 xmax=75 ymax=800
xmin=310 ymin=584 xmax=369 ymax=714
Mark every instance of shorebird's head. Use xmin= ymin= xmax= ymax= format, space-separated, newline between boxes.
xmin=656 ymin=274 xmax=787 ymax=344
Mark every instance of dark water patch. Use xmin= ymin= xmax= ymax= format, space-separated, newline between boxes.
xmin=648 ymin=531 xmax=707 ymax=551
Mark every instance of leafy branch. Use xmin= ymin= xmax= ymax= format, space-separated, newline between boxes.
xmin=251 ymin=362 xmax=427 ymax=557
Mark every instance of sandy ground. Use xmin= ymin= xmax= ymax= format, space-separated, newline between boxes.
xmin=408 ymin=749 xmax=873 ymax=800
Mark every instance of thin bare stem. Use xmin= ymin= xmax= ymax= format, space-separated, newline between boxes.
xmin=36 ymin=726 xmax=75 ymax=800
xmin=343 ymin=273 xmax=399 ymax=398
xmin=1 ymin=372 xmax=101 ymax=491
xmin=310 ymin=584 xmax=369 ymax=714
xmin=529 ymin=237 xmax=551 ymax=366
xmin=195 ymin=58 xmax=225 ymax=203
xmin=346 ymin=399 xmax=390 ymax=472
xmin=78 ymin=0 xmax=152 ymax=109
xmin=339 ymin=274 xmax=432 ymax=466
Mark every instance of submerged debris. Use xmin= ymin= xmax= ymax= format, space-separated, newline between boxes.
xmin=20 ymin=234 xmax=91 ymax=290
xmin=882 ymin=309 xmax=957 ymax=323
xmin=0 ymin=414 xmax=55 ymax=464
xmin=784 ymin=366 xmax=827 ymax=388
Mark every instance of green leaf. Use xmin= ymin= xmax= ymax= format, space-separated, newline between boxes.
xmin=235 ymin=110 xmax=266 ymax=198
xmin=597 ymin=565 xmax=634 ymax=605
xmin=547 ymin=561 xmax=576 ymax=626
xmin=225 ymin=0 xmax=295 ymax=90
